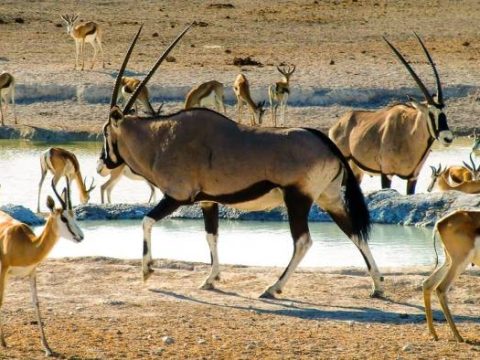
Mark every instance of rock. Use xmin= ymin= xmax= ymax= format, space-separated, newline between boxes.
xmin=402 ymin=343 xmax=413 ymax=352
xmin=197 ymin=338 xmax=206 ymax=344
xmin=246 ymin=342 xmax=256 ymax=350
xmin=0 ymin=204 xmax=45 ymax=225
xmin=162 ymin=336 xmax=175 ymax=345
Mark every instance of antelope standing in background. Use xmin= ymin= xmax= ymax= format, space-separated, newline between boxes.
xmin=37 ymin=148 xmax=95 ymax=213
xmin=185 ymin=80 xmax=226 ymax=113
xmin=61 ymin=13 xmax=104 ymax=70
xmin=97 ymin=159 xmax=156 ymax=204
xmin=0 ymin=72 xmax=16 ymax=126
xmin=98 ymin=25 xmax=384 ymax=298
xmin=329 ymin=33 xmax=454 ymax=195
xmin=423 ymin=209 xmax=480 ymax=342
xmin=118 ymin=76 xmax=156 ymax=115
xmin=268 ymin=64 xmax=295 ymax=127
xmin=0 ymin=184 xmax=84 ymax=356
xmin=233 ymin=74 xmax=266 ymax=126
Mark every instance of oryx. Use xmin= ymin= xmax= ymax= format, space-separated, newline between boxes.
xmin=329 ymin=33 xmax=454 ymax=195
xmin=99 ymin=25 xmax=384 ymax=298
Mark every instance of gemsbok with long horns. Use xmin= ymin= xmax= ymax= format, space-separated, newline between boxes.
xmin=61 ymin=13 xmax=104 ymax=70
xmin=0 ymin=183 xmax=84 ymax=356
xmin=185 ymin=80 xmax=226 ymax=113
xmin=268 ymin=64 xmax=295 ymax=127
xmin=0 ymin=72 xmax=16 ymax=126
xmin=37 ymin=148 xmax=95 ymax=212
xmin=98 ymin=24 xmax=384 ymax=298
xmin=329 ymin=33 xmax=454 ymax=195
xmin=97 ymin=159 xmax=156 ymax=204
xmin=423 ymin=209 xmax=480 ymax=342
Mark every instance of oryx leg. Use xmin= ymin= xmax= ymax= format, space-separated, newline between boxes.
xmin=29 ymin=271 xmax=53 ymax=356
xmin=0 ymin=267 xmax=7 ymax=347
xmin=142 ymin=195 xmax=182 ymax=281
xmin=317 ymin=176 xmax=384 ymax=297
xmin=381 ymin=174 xmax=391 ymax=189
xmin=260 ymin=187 xmax=312 ymax=298
xmin=406 ymin=178 xmax=417 ymax=195
xmin=200 ymin=203 xmax=220 ymax=290
xmin=423 ymin=256 xmax=450 ymax=341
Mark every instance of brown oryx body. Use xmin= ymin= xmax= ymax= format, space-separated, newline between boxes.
xmin=233 ymin=74 xmax=266 ymax=126
xmin=96 ymin=160 xmax=156 ymax=204
xmin=61 ymin=14 xmax=104 ymax=70
xmin=0 ymin=186 xmax=83 ymax=356
xmin=268 ymin=65 xmax=295 ymax=127
xmin=185 ymin=80 xmax=226 ymax=113
xmin=37 ymin=148 xmax=95 ymax=212
xmin=119 ymin=76 xmax=155 ymax=115
xmin=0 ymin=72 xmax=16 ymax=126
xmin=329 ymin=34 xmax=453 ymax=195
xmin=423 ymin=209 xmax=480 ymax=342
xmin=99 ymin=25 xmax=383 ymax=299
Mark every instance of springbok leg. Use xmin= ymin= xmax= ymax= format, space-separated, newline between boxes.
xmin=260 ymin=187 xmax=312 ymax=298
xmin=0 ymin=268 xmax=7 ymax=347
xmin=29 ymin=271 xmax=53 ymax=356
xmin=199 ymin=202 xmax=220 ymax=290
xmin=142 ymin=195 xmax=182 ymax=281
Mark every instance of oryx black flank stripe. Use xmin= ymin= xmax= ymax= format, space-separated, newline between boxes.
xmin=193 ymin=181 xmax=279 ymax=205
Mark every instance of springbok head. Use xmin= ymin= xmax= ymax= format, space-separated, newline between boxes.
xmin=462 ymin=152 xmax=480 ymax=180
xmin=49 ymin=180 xmax=84 ymax=243
xmin=384 ymin=33 xmax=454 ymax=147
xmin=60 ymin=13 xmax=79 ymax=34
xmin=277 ymin=64 xmax=296 ymax=82
xmin=80 ymin=176 xmax=96 ymax=204
xmin=100 ymin=24 xmax=192 ymax=170
xmin=427 ymin=163 xmax=444 ymax=192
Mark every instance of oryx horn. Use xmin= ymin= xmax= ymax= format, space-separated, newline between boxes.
xmin=123 ymin=23 xmax=193 ymax=114
xmin=110 ymin=24 xmax=144 ymax=110
xmin=413 ymin=32 xmax=443 ymax=106
xmin=383 ymin=36 xmax=435 ymax=105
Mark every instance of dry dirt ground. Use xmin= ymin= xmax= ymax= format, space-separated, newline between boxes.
xmin=1 ymin=258 xmax=480 ymax=360
xmin=0 ymin=0 xmax=480 ymax=134
xmin=1 ymin=1 xmax=480 ymax=359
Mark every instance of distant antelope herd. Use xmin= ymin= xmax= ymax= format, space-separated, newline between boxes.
xmin=1 ymin=15 xmax=480 ymax=356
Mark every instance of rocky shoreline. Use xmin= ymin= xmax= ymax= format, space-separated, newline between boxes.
xmin=3 ymin=189 xmax=479 ymax=227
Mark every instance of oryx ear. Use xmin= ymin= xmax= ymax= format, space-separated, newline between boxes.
xmin=46 ymin=196 xmax=55 ymax=213
xmin=407 ymin=95 xmax=422 ymax=109
xmin=110 ymin=107 xmax=124 ymax=127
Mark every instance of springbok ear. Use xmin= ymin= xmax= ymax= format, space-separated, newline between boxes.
xmin=46 ymin=196 xmax=55 ymax=212
xmin=110 ymin=107 xmax=124 ymax=127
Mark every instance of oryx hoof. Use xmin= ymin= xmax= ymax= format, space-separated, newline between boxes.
xmin=44 ymin=347 xmax=54 ymax=357
xmin=199 ymin=282 xmax=215 ymax=290
xmin=369 ymin=289 xmax=385 ymax=299
xmin=259 ymin=287 xmax=281 ymax=299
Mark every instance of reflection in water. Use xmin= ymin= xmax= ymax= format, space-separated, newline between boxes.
xmin=47 ymin=219 xmax=442 ymax=268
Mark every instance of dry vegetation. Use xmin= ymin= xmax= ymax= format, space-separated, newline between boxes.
xmin=0 ymin=1 xmax=479 ymax=358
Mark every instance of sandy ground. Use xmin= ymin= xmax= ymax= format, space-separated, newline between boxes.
xmin=1 ymin=1 xmax=480 ymax=359
xmin=0 ymin=0 xmax=480 ymax=134
xmin=0 ymin=258 xmax=479 ymax=359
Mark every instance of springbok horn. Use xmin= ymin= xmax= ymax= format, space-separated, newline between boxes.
xmin=51 ymin=179 xmax=67 ymax=210
xmin=413 ymin=32 xmax=443 ymax=106
xmin=66 ymin=178 xmax=73 ymax=210
xmin=383 ymin=36 xmax=435 ymax=105
xmin=123 ymin=24 xmax=192 ymax=115
xmin=110 ymin=24 xmax=144 ymax=110
xmin=88 ymin=176 xmax=96 ymax=192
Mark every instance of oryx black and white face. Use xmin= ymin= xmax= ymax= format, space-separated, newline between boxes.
xmin=426 ymin=105 xmax=453 ymax=146
xmin=99 ymin=115 xmax=125 ymax=170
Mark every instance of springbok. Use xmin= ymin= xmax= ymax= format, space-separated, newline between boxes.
xmin=233 ymin=74 xmax=266 ymax=126
xmin=268 ymin=64 xmax=295 ymax=127
xmin=96 ymin=159 xmax=156 ymax=204
xmin=428 ymin=164 xmax=480 ymax=193
xmin=185 ymin=80 xmax=226 ymax=113
xmin=0 ymin=184 xmax=84 ymax=356
xmin=329 ymin=33 xmax=454 ymax=195
xmin=98 ymin=25 xmax=384 ymax=298
xmin=61 ymin=13 xmax=104 ymax=70
xmin=37 ymin=148 xmax=95 ymax=213
xmin=423 ymin=209 xmax=480 ymax=342
xmin=472 ymin=129 xmax=480 ymax=156
xmin=118 ymin=76 xmax=155 ymax=115
xmin=0 ymin=72 xmax=16 ymax=126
